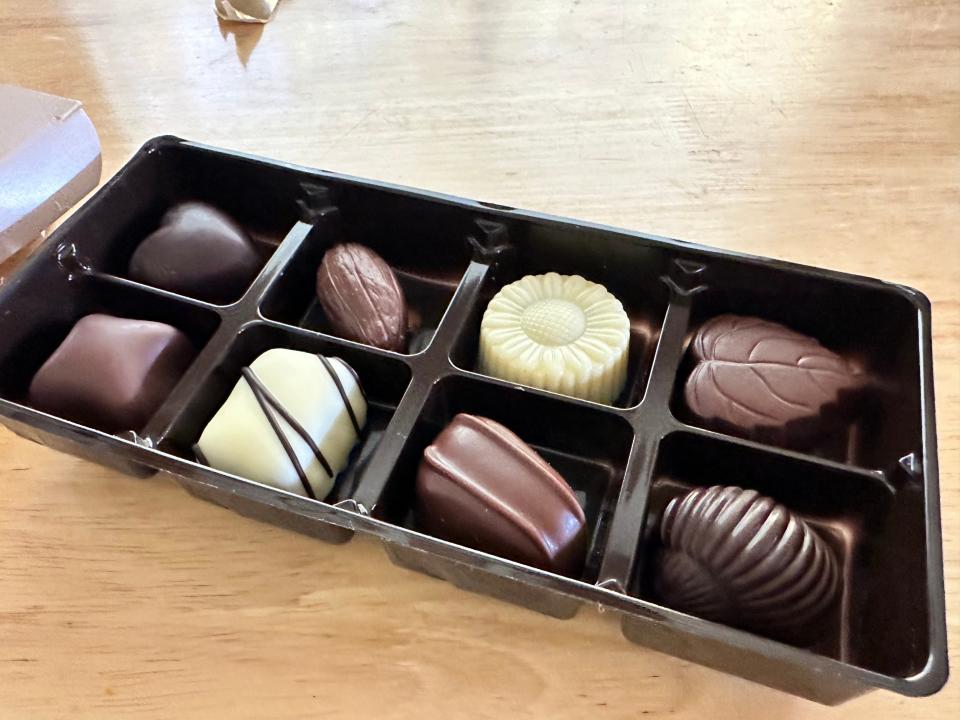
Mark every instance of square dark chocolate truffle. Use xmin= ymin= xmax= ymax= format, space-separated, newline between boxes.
xmin=28 ymin=313 xmax=195 ymax=433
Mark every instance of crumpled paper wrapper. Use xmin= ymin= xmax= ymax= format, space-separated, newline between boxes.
xmin=215 ymin=0 xmax=280 ymax=23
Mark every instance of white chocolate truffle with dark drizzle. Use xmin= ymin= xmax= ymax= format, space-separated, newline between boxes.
xmin=194 ymin=349 xmax=367 ymax=500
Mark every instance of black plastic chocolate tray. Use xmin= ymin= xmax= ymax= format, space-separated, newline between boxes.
xmin=0 ymin=137 xmax=946 ymax=704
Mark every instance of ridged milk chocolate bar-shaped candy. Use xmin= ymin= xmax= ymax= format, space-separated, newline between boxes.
xmin=416 ymin=413 xmax=587 ymax=576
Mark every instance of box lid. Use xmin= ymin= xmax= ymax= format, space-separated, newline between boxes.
xmin=0 ymin=84 xmax=101 ymax=266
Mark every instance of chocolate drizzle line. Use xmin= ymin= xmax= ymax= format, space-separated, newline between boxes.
xmin=334 ymin=356 xmax=366 ymax=402
xmin=241 ymin=366 xmax=334 ymax=499
xmin=318 ymin=355 xmax=361 ymax=434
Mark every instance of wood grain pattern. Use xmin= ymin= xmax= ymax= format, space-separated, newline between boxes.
xmin=1 ymin=0 xmax=957 ymax=717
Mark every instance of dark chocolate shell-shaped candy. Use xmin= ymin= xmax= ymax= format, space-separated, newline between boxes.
xmin=684 ymin=314 xmax=865 ymax=448
xmin=654 ymin=486 xmax=838 ymax=641
xmin=415 ymin=413 xmax=587 ymax=577
xmin=316 ymin=243 xmax=407 ymax=352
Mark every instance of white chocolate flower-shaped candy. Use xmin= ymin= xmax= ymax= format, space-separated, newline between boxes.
xmin=479 ymin=273 xmax=631 ymax=404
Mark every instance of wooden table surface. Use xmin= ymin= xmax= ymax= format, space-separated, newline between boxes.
xmin=2 ymin=1 xmax=958 ymax=717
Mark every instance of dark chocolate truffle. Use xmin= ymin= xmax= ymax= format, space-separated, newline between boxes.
xmin=684 ymin=314 xmax=864 ymax=447
xmin=654 ymin=486 xmax=839 ymax=641
xmin=28 ymin=313 xmax=195 ymax=433
xmin=128 ymin=202 xmax=261 ymax=304
xmin=416 ymin=413 xmax=587 ymax=576
xmin=316 ymin=243 xmax=407 ymax=352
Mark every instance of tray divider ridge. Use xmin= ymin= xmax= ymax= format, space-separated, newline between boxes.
xmin=80 ymin=271 xmax=225 ymax=313
xmin=139 ymin=214 xmax=320 ymax=444
xmin=594 ymin=288 xmax=694 ymax=593
xmin=672 ymin=424 xmax=896 ymax=493
xmin=138 ymin=317 xmax=234 ymax=444
xmin=350 ymin=257 xmax=495 ymax=512
xmin=243 ymin=220 xmax=316 ymax=304
xmin=593 ymin=433 xmax=661 ymax=593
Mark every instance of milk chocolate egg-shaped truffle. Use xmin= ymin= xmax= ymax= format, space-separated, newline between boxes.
xmin=316 ymin=243 xmax=408 ymax=352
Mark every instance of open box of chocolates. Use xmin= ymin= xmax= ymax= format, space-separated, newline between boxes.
xmin=0 ymin=137 xmax=947 ymax=704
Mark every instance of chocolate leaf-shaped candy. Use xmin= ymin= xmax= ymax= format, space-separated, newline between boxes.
xmin=683 ymin=314 xmax=864 ymax=446
xmin=316 ymin=243 xmax=408 ymax=352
